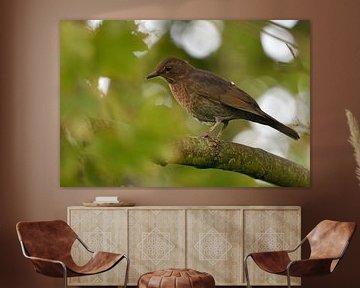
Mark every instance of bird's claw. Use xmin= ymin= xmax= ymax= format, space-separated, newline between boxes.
xmin=200 ymin=133 xmax=211 ymax=139
xmin=199 ymin=134 xmax=220 ymax=147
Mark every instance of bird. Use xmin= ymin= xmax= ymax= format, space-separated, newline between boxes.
xmin=146 ymin=57 xmax=300 ymax=140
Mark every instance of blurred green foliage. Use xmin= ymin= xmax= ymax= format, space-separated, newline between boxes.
xmin=60 ymin=20 xmax=310 ymax=187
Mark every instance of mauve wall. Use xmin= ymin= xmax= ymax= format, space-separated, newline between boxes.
xmin=1 ymin=0 xmax=360 ymax=287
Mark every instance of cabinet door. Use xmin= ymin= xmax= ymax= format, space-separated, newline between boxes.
xmin=243 ymin=208 xmax=301 ymax=286
xmin=128 ymin=209 xmax=186 ymax=284
xmin=68 ymin=208 xmax=127 ymax=286
xmin=187 ymin=209 xmax=243 ymax=285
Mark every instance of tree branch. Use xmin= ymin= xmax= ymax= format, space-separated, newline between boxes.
xmin=244 ymin=21 xmax=299 ymax=50
xmin=160 ymin=137 xmax=310 ymax=187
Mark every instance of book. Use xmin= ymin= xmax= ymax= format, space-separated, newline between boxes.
xmin=95 ymin=196 xmax=119 ymax=203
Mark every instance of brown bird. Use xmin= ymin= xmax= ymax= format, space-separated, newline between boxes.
xmin=146 ymin=57 xmax=300 ymax=140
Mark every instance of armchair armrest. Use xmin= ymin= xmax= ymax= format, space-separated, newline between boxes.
xmin=76 ymin=236 xmax=94 ymax=253
xmin=285 ymin=237 xmax=307 ymax=253
xmin=246 ymin=236 xmax=306 ymax=259
xmin=19 ymin=240 xmax=67 ymax=277
xmin=28 ymin=256 xmax=68 ymax=278
xmin=287 ymin=239 xmax=351 ymax=277
xmin=25 ymin=255 xmax=65 ymax=266
xmin=248 ymin=250 xmax=290 ymax=258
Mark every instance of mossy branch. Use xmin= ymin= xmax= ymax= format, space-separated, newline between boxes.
xmin=160 ymin=137 xmax=310 ymax=187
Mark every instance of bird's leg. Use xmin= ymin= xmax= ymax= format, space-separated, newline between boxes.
xmin=216 ymin=120 xmax=229 ymax=138
xmin=201 ymin=120 xmax=222 ymax=138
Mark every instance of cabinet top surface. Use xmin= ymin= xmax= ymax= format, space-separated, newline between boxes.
xmin=68 ymin=205 xmax=301 ymax=210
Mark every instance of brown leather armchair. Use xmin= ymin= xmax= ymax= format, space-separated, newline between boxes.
xmin=16 ymin=220 xmax=129 ymax=288
xmin=244 ymin=220 xmax=356 ymax=288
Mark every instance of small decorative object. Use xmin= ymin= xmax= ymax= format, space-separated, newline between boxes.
xmin=346 ymin=109 xmax=360 ymax=186
xmin=94 ymin=196 xmax=119 ymax=203
xmin=82 ymin=196 xmax=135 ymax=207
xmin=138 ymin=268 xmax=215 ymax=288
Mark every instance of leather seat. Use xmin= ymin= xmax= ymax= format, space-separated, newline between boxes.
xmin=138 ymin=268 xmax=215 ymax=288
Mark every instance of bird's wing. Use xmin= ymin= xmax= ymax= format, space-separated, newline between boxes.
xmin=187 ymin=70 xmax=264 ymax=116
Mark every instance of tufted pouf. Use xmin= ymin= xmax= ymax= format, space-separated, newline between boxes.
xmin=138 ymin=268 xmax=215 ymax=288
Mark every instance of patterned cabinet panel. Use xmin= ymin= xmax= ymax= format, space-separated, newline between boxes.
xmin=187 ymin=209 xmax=243 ymax=285
xmin=243 ymin=208 xmax=301 ymax=286
xmin=68 ymin=208 xmax=127 ymax=286
xmin=128 ymin=209 xmax=186 ymax=284
xmin=67 ymin=206 xmax=300 ymax=286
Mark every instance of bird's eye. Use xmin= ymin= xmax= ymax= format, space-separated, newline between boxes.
xmin=164 ymin=66 xmax=172 ymax=72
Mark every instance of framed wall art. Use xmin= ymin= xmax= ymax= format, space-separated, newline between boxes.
xmin=60 ymin=20 xmax=310 ymax=187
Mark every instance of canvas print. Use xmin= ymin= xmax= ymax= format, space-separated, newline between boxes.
xmin=60 ymin=20 xmax=310 ymax=187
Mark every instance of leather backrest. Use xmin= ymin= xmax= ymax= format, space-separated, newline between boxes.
xmin=16 ymin=220 xmax=77 ymax=261
xmin=307 ymin=220 xmax=356 ymax=260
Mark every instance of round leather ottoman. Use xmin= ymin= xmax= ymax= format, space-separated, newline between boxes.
xmin=138 ymin=268 xmax=215 ymax=288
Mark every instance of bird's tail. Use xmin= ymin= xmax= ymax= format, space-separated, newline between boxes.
xmin=256 ymin=111 xmax=300 ymax=140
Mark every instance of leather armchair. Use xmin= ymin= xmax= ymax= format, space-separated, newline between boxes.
xmin=16 ymin=220 xmax=129 ymax=288
xmin=244 ymin=220 xmax=356 ymax=288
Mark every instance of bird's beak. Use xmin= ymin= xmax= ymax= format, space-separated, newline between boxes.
xmin=146 ymin=71 xmax=159 ymax=79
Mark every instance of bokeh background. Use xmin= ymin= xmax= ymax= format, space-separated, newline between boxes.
xmin=60 ymin=20 xmax=310 ymax=187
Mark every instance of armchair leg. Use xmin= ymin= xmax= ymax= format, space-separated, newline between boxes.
xmin=286 ymin=269 xmax=291 ymax=288
xmin=243 ymin=255 xmax=252 ymax=288
xmin=123 ymin=255 xmax=130 ymax=288
xmin=62 ymin=264 xmax=68 ymax=288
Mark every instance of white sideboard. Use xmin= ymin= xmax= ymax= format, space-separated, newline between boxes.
xmin=67 ymin=206 xmax=301 ymax=286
